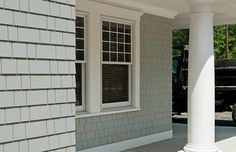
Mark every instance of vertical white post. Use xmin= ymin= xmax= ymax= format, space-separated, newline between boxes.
xmin=180 ymin=1 xmax=221 ymax=152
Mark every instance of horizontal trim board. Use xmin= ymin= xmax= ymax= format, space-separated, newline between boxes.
xmin=77 ymin=130 xmax=173 ymax=152
xmin=76 ymin=107 xmax=140 ymax=118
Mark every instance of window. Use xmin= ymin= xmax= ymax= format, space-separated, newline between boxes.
xmin=75 ymin=14 xmax=86 ymax=111
xmin=102 ymin=18 xmax=133 ymax=109
xmin=76 ymin=0 xmax=141 ymax=116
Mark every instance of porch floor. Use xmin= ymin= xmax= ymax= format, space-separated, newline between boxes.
xmin=122 ymin=121 xmax=236 ymax=152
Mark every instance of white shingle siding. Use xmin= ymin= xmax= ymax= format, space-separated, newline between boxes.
xmin=0 ymin=0 xmax=76 ymax=151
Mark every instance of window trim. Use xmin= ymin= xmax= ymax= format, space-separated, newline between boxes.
xmin=75 ymin=11 xmax=88 ymax=112
xmin=76 ymin=0 xmax=142 ymax=115
xmin=75 ymin=63 xmax=86 ymax=112
xmin=100 ymin=16 xmax=134 ymax=109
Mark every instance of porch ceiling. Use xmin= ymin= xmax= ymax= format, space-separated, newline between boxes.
xmin=91 ymin=0 xmax=236 ymax=29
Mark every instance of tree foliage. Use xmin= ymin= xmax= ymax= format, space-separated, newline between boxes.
xmin=173 ymin=24 xmax=236 ymax=59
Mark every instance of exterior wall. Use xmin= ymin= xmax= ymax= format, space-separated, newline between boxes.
xmin=76 ymin=13 xmax=172 ymax=151
xmin=0 ymin=0 xmax=76 ymax=152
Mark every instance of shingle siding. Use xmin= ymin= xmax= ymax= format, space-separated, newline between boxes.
xmin=75 ymin=13 xmax=173 ymax=151
xmin=0 ymin=0 xmax=76 ymax=152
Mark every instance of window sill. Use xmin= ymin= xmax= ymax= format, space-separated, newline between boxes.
xmin=75 ymin=107 xmax=141 ymax=118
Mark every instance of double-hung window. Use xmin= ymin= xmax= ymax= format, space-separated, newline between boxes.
xmin=75 ymin=14 xmax=87 ymax=111
xmin=76 ymin=0 xmax=141 ymax=116
xmin=102 ymin=17 xmax=133 ymax=109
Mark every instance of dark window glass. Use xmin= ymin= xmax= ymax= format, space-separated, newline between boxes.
xmin=103 ymin=32 xmax=109 ymax=41
xmin=102 ymin=20 xmax=132 ymax=63
xmin=118 ymin=44 xmax=124 ymax=52
xmin=76 ymin=17 xmax=84 ymax=27
xmin=125 ymin=54 xmax=131 ymax=62
xmin=76 ymin=39 xmax=84 ymax=49
xmin=111 ymin=43 xmax=117 ymax=52
xmin=76 ymin=28 xmax=84 ymax=38
xmin=125 ymin=44 xmax=131 ymax=53
xmin=111 ymin=53 xmax=117 ymax=62
xmin=118 ymin=53 xmax=124 ymax=62
xmin=110 ymin=33 xmax=117 ymax=42
xmin=103 ymin=21 xmax=109 ymax=31
xmin=103 ymin=52 xmax=109 ymax=61
xmin=110 ymin=22 xmax=117 ymax=32
xmin=118 ymin=34 xmax=124 ymax=42
xmin=125 ymin=25 xmax=131 ymax=33
xmin=76 ymin=51 xmax=84 ymax=60
xmin=103 ymin=42 xmax=109 ymax=51
xmin=102 ymin=64 xmax=129 ymax=103
xmin=125 ymin=35 xmax=131 ymax=43
xmin=118 ymin=24 xmax=124 ymax=33
xmin=75 ymin=63 xmax=82 ymax=106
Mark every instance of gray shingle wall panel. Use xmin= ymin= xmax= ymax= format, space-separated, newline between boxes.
xmin=75 ymin=13 xmax=172 ymax=151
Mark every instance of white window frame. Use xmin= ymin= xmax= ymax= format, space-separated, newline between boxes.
xmin=101 ymin=16 xmax=134 ymax=109
xmin=75 ymin=12 xmax=88 ymax=112
xmin=76 ymin=0 xmax=142 ymax=116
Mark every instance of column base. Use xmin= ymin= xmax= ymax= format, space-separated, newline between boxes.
xmin=178 ymin=144 xmax=222 ymax=152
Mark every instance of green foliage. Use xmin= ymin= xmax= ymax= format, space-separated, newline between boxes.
xmin=173 ymin=24 xmax=236 ymax=59
xmin=173 ymin=29 xmax=189 ymax=46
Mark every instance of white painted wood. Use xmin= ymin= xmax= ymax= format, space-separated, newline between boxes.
xmin=76 ymin=107 xmax=141 ymax=118
xmin=180 ymin=1 xmax=221 ymax=152
xmin=77 ymin=130 xmax=172 ymax=152
xmin=77 ymin=0 xmax=142 ymax=114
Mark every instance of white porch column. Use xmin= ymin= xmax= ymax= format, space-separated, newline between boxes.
xmin=181 ymin=1 xmax=220 ymax=152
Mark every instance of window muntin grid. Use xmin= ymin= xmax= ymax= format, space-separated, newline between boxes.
xmin=102 ymin=19 xmax=132 ymax=64
xmin=75 ymin=14 xmax=86 ymax=111
xmin=76 ymin=16 xmax=85 ymax=62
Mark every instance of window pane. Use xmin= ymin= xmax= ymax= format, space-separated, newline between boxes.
xmin=125 ymin=35 xmax=131 ymax=43
xmin=76 ymin=17 xmax=84 ymax=27
xmin=103 ymin=21 xmax=109 ymax=31
xmin=125 ymin=54 xmax=131 ymax=62
xmin=111 ymin=43 xmax=117 ymax=52
xmin=111 ymin=53 xmax=117 ymax=62
xmin=125 ymin=25 xmax=131 ymax=33
xmin=118 ymin=53 xmax=124 ymax=62
xmin=118 ymin=24 xmax=124 ymax=33
xmin=103 ymin=52 xmax=110 ymax=61
xmin=110 ymin=22 xmax=117 ymax=32
xmin=125 ymin=44 xmax=131 ymax=53
xmin=103 ymin=42 xmax=109 ymax=51
xmin=76 ymin=39 xmax=84 ymax=49
xmin=76 ymin=51 xmax=84 ymax=60
xmin=118 ymin=34 xmax=124 ymax=42
xmin=103 ymin=32 xmax=109 ymax=41
xmin=76 ymin=28 xmax=84 ymax=38
xmin=118 ymin=44 xmax=124 ymax=52
xmin=102 ymin=64 xmax=129 ymax=103
xmin=110 ymin=33 xmax=117 ymax=42
xmin=102 ymin=20 xmax=132 ymax=63
xmin=75 ymin=63 xmax=82 ymax=106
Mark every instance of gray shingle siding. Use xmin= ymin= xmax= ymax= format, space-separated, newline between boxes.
xmin=76 ymin=13 xmax=172 ymax=151
xmin=0 ymin=0 xmax=76 ymax=151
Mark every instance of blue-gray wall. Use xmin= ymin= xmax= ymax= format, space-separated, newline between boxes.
xmin=76 ymin=13 xmax=172 ymax=151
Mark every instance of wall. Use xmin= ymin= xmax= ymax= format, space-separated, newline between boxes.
xmin=0 ymin=0 xmax=76 ymax=152
xmin=76 ymin=13 xmax=172 ymax=151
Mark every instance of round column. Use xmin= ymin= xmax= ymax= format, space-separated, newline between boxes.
xmin=181 ymin=1 xmax=220 ymax=152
